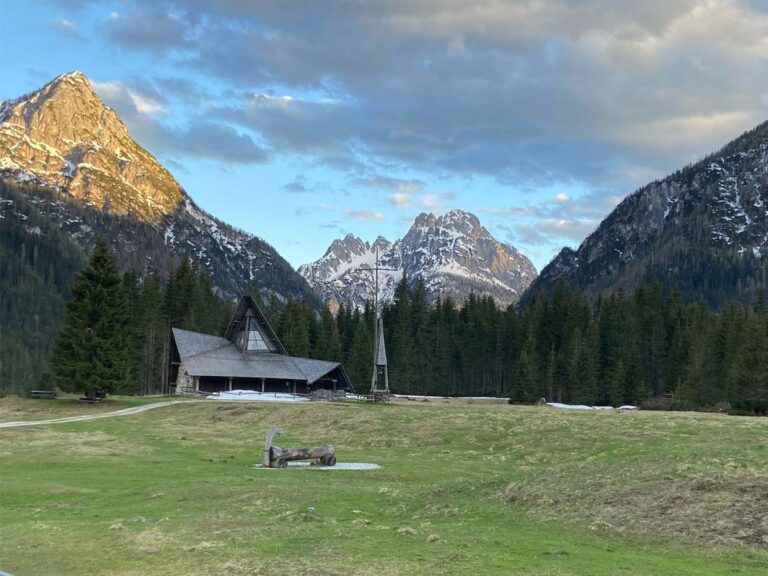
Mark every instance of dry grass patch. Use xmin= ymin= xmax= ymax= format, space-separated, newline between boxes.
xmin=1 ymin=428 xmax=150 ymax=458
xmin=0 ymin=396 xmax=120 ymax=421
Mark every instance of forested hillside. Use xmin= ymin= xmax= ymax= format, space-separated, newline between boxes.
xmin=273 ymin=278 xmax=767 ymax=414
xmin=0 ymin=181 xmax=230 ymax=393
xmin=525 ymin=122 xmax=768 ymax=307
xmin=6 ymin=222 xmax=765 ymax=415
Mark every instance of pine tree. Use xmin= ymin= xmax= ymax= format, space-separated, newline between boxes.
xmin=347 ymin=316 xmax=373 ymax=388
xmin=50 ymin=237 xmax=132 ymax=395
xmin=730 ymin=308 xmax=768 ymax=414
xmin=509 ymin=349 xmax=535 ymax=403
xmin=137 ymin=273 xmax=165 ymax=394
xmin=315 ymin=305 xmax=342 ymax=361
xmin=275 ymin=299 xmax=311 ymax=357
xmin=121 ymin=271 xmax=142 ymax=394
xmin=164 ymin=255 xmax=196 ymax=329
xmin=607 ymin=359 xmax=626 ymax=406
xmin=390 ymin=275 xmax=413 ymax=392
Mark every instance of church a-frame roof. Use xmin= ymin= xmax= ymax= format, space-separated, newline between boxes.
xmin=169 ymin=295 xmax=352 ymax=390
xmin=172 ymin=328 xmax=230 ymax=359
xmin=224 ymin=295 xmax=287 ymax=355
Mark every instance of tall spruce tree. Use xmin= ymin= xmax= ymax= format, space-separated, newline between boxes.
xmin=50 ymin=237 xmax=132 ymax=395
xmin=347 ymin=316 xmax=373 ymax=389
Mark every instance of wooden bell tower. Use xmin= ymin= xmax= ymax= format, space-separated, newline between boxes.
xmin=370 ymin=316 xmax=390 ymax=402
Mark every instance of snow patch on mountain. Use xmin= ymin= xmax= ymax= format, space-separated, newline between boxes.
xmin=299 ymin=209 xmax=537 ymax=310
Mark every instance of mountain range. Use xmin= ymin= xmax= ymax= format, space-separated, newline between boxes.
xmin=299 ymin=210 xmax=537 ymax=310
xmin=524 ymin=121 xmax=768 ymax=307
xmin=2 ymin=70 xmax=766 ymax=315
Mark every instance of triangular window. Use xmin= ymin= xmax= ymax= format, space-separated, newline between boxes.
xmin=245 ymin=316 xmax=272 ymax=351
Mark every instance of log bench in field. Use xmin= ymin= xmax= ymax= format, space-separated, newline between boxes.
xmin=29 ymin=390 xmax=57 ymax=399
xmin=263 ymin=427 xmax=336 ymax=468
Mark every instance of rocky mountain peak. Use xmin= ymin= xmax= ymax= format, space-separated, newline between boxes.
xmin=413 ymin=211 xmax=438 ymax=228
xmin=1 ymin=72 xmax=317 ymax=304
xmin=299 ymin=210 xmax=538 ymax=311
xmin=523 ymin=120 xmax=768 ymax=306
xmin=326 ymin=233 xmax=368 ymax=258
xmin=0 ymin=71 xmax=182 ymax=222
xmin=442 ymin=208 xmax=481 ymax=229
xmin=372 ymin=235 xmax=392 ymax=252
xmin=3 ymin=71 xmax=116 ymax=144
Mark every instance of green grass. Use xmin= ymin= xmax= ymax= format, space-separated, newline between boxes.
xmin=0 ymin=394 xmax=191 ymax=422
xmin=1 ymin=400 xmax=766 ymax=575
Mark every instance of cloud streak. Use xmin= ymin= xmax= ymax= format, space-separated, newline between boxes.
xmin=348 ymin=209 xmax=384 ymax=221
xmin=92 ymin=79 xmax=268 ymax=164
xmin=95 ymin=0 xmax=768 ymax=192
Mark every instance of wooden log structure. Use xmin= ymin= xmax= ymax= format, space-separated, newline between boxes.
xmin=263 ymin=427 xmax=336 ymax=468
xmin=269 ymin=445 xmax=336 ymax=468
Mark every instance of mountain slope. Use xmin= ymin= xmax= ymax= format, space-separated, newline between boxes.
xmin=0 ymin=71 xmax=181 ymax=222
xmin=0 ymin=71 xmax=315 ymax=303
xmin=299 ymin=209 xmax=537 ymax=309
xmin=523 ymin=122 xmax=768 ymax=307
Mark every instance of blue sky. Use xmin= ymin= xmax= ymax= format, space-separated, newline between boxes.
xmin=2 ymin=1 xmax=767 ymax=271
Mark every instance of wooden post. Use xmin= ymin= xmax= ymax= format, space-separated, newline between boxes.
xmin=263 ymin=428 xmax=284 ymax=467
xmin=261 ymin=378 xmax=265 ymax=393
xmin=292 ymin=381 xmax=297 ymax=396
xmin=194 ymin=376 xmax=199 ymax=392
xmin=228 ymin=377 xmax=233 ymax=391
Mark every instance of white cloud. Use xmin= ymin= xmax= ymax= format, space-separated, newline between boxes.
xmin=56 ymin=18 xmax=76 ymax=31
xmin=396 ymin=181 xmax=422 ymax=194
xmin=90 ymin=79 xmax=267 ymax=164
xmin=388 ymin=193 xmax=411 ymax=207
xmin=91 ymin=80 xmax=165 ymax=115
xmin=348 ymin=209 xmax=384 ymax=221
xmin=555 ymin=192 xmax=569 ymax=203
xmin=537 ymin=218 xmax=598 ymax=241
xmin=420 ymin=194 xmax=446 ymax=210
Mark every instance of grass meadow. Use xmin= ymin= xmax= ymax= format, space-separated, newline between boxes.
xmin=1 ymin=397 xmax=766 ymax=575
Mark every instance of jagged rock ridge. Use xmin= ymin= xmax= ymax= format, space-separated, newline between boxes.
xmin=0 ymin=72 xmax=315 ymax=303
xmin=299 ymin=209 xmax=537 ymax=310
xmin=523 ymin=121 xmax=768 ymax=306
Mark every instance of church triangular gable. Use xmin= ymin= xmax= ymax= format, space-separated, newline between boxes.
xmin=225 ymin=295 xmax=287 ymax=355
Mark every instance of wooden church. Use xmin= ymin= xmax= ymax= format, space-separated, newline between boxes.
xmin=168 ymin=295 xmax=351 ymax=395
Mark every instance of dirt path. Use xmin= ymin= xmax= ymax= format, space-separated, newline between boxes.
xmin=0 ymin=400 xmax=200 ymax=429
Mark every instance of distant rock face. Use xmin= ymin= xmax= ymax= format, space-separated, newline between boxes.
xmin=0 ymin=71 xmax=181 ymax=222
xmin=0 ymin=72 xmax=316 ymax=303
xmin=524 ymin=121 xmax=768 ymax=305
xmin=299 ymin=209 xmax=537 ymax=310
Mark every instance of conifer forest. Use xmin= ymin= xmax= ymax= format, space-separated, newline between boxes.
xmin=3 ymin=238 xmax=765 ymax=415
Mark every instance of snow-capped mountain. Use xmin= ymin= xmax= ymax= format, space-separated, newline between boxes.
xmin=299 ymin=209 xmax=537 ymax=310
xmin=0 ymin=71 xmax=315 ymax=302
xmin=0 ymin=71 xmax=181 ymax=223
xmin=524 ymin=121 xmax=768 ymax=306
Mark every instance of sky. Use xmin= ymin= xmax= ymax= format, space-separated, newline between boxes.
xmin=1 ymin=1 xmax=767 ymax=272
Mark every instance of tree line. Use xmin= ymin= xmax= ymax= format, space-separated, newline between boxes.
xmin=275 ymin=277 xmax=767 ymax=415
xmin=40 ymin=241 xmax=768 ymax=414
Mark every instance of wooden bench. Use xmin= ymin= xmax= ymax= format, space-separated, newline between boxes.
xmin=29 ymin=390 xmax=57 ymax=399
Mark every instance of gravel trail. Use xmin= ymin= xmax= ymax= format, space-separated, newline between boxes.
xmin=0 ymin=400 xmax=200 ymax=429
